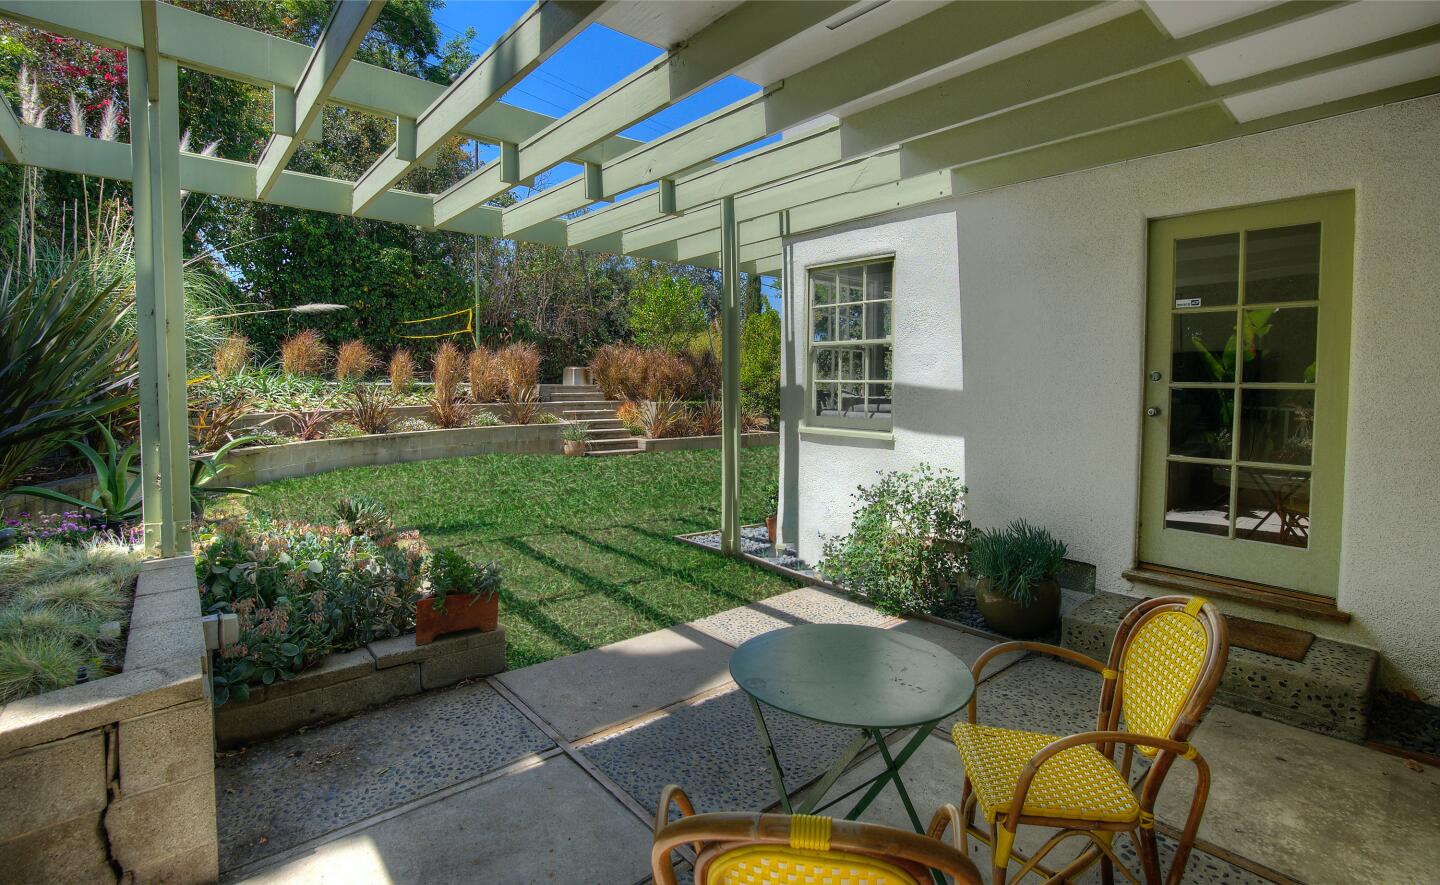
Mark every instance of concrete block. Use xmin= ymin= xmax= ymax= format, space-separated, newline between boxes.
xmin=264 ymin=647 xmax=375 ymax=701
xmin=104 ymin=772 xmax=217 ymax=871
xmin=216 ymin=663 xmax=421 ymax=747
xmin=118 ymin=701 xmax=214 ymax=795
xmin=124 ymin=840 xmax=220 ymax=885
xmin=137 ymin=556 xmax=198 ymax=597
xmin=368 ymin=627 xmax=500 ymax=669
xmin=0 ymin=659 xmax=204 ymax=755
xmin=0 ymin=730 xmax=107 ymax=840
xmin=124 ymin=617 xmax=207 ymax=671
xmin=128 ymin=587 xmax=203 ymax=631
xmin=0 ymin=813 xmax=117 ymax=884
xmin=420 ymin=628 xmax=507 ymax=689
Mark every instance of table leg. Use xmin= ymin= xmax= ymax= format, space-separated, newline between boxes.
xmin=796 ymin=730 xmax=872 ymax=815
xmin=845 ymin=720 xmax=940 ymax=830
xmin=744 ymin=693 xmax=793 ymax=815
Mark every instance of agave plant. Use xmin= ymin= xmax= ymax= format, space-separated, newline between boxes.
xmin=10 ymin=424 xmax=141 ymax=528
xmin=0 ymin=260 xmax=138 ymax=492
xmin=189 ymin=436 xmax=257 ymax=519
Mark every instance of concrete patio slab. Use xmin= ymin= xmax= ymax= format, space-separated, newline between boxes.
xmin=495 ymin=623 xmax=734 ymax=741
xmin=938 ymin=654 xmax=1101 ymax=738
xmin=688 ymin=586 xmax=898 ymax=648
xmin=1159 ymin=703 xmax=1440 ymax=885
xmin=885 ymin=618 xmax=1027 ymax=684
xmin=581 ymin=687 xmax=858 ymax=819
xmin=217 ymin=680 xmax=553 ymax=872
xmin=232 ymin=755 xmax=653 ymax=885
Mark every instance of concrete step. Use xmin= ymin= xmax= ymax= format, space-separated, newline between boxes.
xmin=586 ymin=438 xmax=643 ymax=452
xmin=1062 ymin=591 xmax=1378 ymax=742
xmin=586 ymin=447 xmax=641 ymax=456
xmin=585 ymin=427 xmax=634 ymax=440
xmin=563 ymin=409 xmax=620 ymax=420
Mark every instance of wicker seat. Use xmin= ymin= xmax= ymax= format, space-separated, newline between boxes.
xmin=650 ymin=785 xmax=983 ymax=885
xmin=946 ymin=595 xmax=1229 ymax=885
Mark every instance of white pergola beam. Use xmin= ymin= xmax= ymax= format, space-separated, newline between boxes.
xmin=255 ymin=0 xmax=383 ymax=199
xmin=438 ymin=0 xmax=847 ymax=228
xmin=503 ymin=0 xmax=1101 ymax=237
xmin=352 ymin=1 xmax=601 ymax=213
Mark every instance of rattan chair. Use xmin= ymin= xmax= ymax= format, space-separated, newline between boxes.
xmin=651 ymin=785 xmax=984 ymax=884
xmin=947 ymin=595 xmax=1229 ymax=885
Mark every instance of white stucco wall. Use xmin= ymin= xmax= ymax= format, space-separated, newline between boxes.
xmin=780 ymin=94 xmax=1440 ymax=696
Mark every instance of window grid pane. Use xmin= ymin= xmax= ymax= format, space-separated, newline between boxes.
xmin=810 ymin=259 xmax=893 ymax=423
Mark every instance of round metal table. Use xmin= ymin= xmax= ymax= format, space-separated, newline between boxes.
xmin=729 ymin=623 xmax=975 ymax=834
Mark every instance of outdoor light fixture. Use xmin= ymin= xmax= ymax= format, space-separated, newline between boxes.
xmin=826 ymin=0 xmax=889 ymax=30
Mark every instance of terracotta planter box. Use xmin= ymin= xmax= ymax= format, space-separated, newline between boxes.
xmin=415 ymin=593 xmax=499 ymax=645
xmin=765 ymin=515 xmax=777 ymax=544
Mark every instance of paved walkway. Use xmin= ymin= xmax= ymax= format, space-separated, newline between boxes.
xmin=221 ymin=587 xmax=1440 ymax=884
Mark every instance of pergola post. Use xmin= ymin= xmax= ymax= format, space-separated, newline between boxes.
xmin=719 ymin=196 xmax=742 ymax=555
xmin=127 ymin=50 xmax=190 ymax=556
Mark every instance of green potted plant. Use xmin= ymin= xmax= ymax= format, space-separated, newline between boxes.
xmin=415 ymin=548 xmax=502 ymax=645
xmin=561 ymin=421 xmax=588 ymax=456
xmin=967 ymin=519 xmax=1067 ymax=638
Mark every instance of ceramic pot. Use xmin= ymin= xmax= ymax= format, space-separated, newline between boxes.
xmin=415 ymin=592 xmax=498 ymax=645
xmin=975 ymin=576 xmax=1060 ymax=638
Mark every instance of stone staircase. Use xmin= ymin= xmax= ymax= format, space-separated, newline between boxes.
xmin=541 ymin=384 xmax=641 ymax=456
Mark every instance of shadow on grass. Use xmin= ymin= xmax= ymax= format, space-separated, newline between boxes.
xmin=495 ymin=535 xmax=680 ymax=632
xmin=555 ymin=526 xmax=787 ymax=611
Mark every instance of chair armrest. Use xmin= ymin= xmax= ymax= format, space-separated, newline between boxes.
xmin=967 ymin=642 xmax=1110 ymax=723
xmin=926 ymin=803 xmax=967 ymax=853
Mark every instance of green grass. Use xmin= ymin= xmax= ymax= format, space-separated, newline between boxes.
xmin=234 ymin=447 xmax=795 ymax=669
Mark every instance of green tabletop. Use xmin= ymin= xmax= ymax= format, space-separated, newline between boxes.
xmin=730 ymin=624 xmax=975 ymax=729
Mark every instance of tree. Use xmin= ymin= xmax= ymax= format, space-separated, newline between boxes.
xmin=628 ymin=273 xmax=707 ymax=351
xmin=739 ymin=308 xmax=781 ymax=419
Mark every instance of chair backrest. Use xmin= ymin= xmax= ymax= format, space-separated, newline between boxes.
xmin=652 ymin=810 xmax=982 ymax=885
xmin=1099 ymin=595 xmax=1229 ymax=756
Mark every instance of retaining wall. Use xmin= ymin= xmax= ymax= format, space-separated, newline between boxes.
xmin=0 ymin=556 xmax=219 ymax=884
xmin=214 ymin=628 xmax=506 ymax=749
xmin=637 ymin=432 xmax=780 ymax=453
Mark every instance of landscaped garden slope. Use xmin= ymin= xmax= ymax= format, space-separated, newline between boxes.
xmin=229 ymin=447 xmax=792 ymax=669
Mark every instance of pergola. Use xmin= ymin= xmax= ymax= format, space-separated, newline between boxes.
xmin=2 ymin=0 xmax=1436 ymax=558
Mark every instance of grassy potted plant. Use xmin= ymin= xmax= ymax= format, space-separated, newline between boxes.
xmin=562 ymin=421 xmax=588 ymax=456
xmin=415 ymin=547 xmax=502 ymax=645
xmin=967 ymin=519 xmax=1066 ymax=638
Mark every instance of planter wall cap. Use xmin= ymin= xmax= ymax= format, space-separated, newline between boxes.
xmin=123 ymin=617 xmax=207 ymax=673
xmin=0 ymin=658 xmax=204 ymax=755
xmin=366 ymin=627 xmax=503 ymax=668
xmin=128 ymin=587 xmax=202 ymax=632
xmin=264 ymin=646 xmax=376 ymax=701
xmin=136 ymin=558 xmax=199 ymax=597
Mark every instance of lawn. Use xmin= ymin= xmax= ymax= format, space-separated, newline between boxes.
xmin=230 ymin=447 xmax=796 ymax=669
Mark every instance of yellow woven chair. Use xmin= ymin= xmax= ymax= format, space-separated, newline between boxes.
xmin=947 ymin=595 xmax=1229 ymax=885
xmin=651 ymin=785 xmax=984 ymax=885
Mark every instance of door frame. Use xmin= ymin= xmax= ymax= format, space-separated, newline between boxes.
xmin=1137 ymin=191 xmax=1354 ymax=598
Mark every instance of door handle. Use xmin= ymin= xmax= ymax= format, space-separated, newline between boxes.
xmin=1146 ymin=406 xmax=1162 ymax=417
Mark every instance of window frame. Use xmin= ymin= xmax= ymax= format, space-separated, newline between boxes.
xmin=803 ymin=254 xmax=896 ymax=433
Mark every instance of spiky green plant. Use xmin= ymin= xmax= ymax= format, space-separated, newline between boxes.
xmin=0 ymin=538 xmax=141 ymax=599
xmin=0 ymin=605 xmax=107 ymax=648
xmin=0 ymin=635 xmax=89 ymax=702
xmin=967 ymin=520 xmax=1067 ymax=605
xmin=10 ymin=423 xmax=141 ymax=527
xmin=15 ymin=575 xmax=126 ymax=621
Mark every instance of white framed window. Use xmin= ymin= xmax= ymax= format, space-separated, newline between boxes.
xmin=807 ymin=257 xmax=893 ymax=430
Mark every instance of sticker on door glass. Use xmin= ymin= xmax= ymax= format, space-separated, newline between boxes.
xmin=1174 ymin=297 xmax=1202 ymax=309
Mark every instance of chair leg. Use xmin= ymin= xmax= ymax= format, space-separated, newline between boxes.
xmin=1136 ymin=826 xmax=1163 ymax=885
xmin=959 ymin=780 xmax=974 ymax=858
xmin=1100 ymin=854 xmax=1115 ymax=885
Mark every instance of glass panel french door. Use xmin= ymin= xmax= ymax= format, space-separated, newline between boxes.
xmin=1138 ymin=193 xmax=1353 ymax=597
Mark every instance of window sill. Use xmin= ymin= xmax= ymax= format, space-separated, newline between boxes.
xmin=798 ymin=423 xmax=895 ymax=443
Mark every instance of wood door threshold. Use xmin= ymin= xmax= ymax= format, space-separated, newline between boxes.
xmin=1124 ymin=564 xmax=1351 ymax=624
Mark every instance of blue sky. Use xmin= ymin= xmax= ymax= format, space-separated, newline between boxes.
xmin=431 ymin=2 xmax=780 ymax=303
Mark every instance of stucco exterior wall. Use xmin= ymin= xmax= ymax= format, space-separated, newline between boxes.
xmin=780 ymin=94 xmax=1440 ymax=696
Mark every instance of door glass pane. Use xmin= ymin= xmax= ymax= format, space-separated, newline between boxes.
xmin=813 ymin=348 xmax=835 ymax=381
xmin=813 ymin=271 xmax=836 ymax=306
xmin=1235 ymin=468 xmax=1310 ymax=547
xmin=812 ymin=308 xmax=833 ymax=342
xmin=865 ymin=302 xmax=891 ymax=339
xmin=1174 ymin=233 xmax=1239 ymax=307
xmin=1246 ymin=223 xmax=1320 ymax=304
xmin=1172 ymin=311 xmax=1238 ymax=382
xmin=837 ymin=304 xmax=864 ymax=340
xmin=836 ymin=266 xmax=865 ymax=304
xmin=866 ymin=263 xmax=892 ymax=301
xmin=1240 ymin=389 xmax=1314 ymax=465
xmin=1165 ymin=461 xmax=1230 ymax=536
xmin=1243 ymin=306 xmax=1317 ymax=383
xmin=1169 ymin=388 xmax=1234 ymax=459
